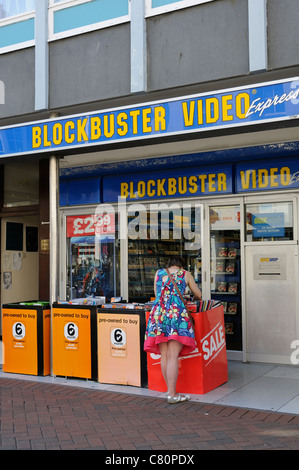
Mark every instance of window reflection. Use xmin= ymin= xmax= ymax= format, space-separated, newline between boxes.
xmin=0 ymin=0 xmax=35 ymax=20
xmin=246 ymin=202 xmax=293 ymax=241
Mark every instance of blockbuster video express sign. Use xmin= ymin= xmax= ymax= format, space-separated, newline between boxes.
xmin=0 ymin=77 xmax=298 ymax=158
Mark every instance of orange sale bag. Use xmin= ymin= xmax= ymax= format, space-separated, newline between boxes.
xmin=146 ymin=305 xmax=228 ymax=394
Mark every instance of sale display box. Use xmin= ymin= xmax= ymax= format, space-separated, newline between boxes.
xmin=52 ymin=303 xmax=97 ymax=379
xmin=97 ymin=308 xmax=147 ymax=387
xmin=146 ymin=305 xmax=228 ymax=394
xmin=2 ymin=302 xmax=50 ymax=376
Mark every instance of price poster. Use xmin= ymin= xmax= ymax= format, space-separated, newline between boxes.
xmin=67 ymin=213 xmax=116 ymax=299
xmin=67 ymin=213 xmax=115 ymax=237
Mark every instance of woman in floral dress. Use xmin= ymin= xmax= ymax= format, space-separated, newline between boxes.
xmin=144 ymin=257 xmax=202 ymax=403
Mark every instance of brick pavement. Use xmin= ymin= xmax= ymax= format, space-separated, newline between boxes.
xmin=1 ymin=377 xmax=299 ymax=451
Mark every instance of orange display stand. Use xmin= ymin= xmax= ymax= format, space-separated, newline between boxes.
xmin=97 ymin=308 xmax=147 ymax=387
xmin=2 ymin=302 xmax=50 ymax=376
xmin=52 ymin=303 xmax=97 ymax=379
xmin=146 ymin=305 xmax=228 ymax=394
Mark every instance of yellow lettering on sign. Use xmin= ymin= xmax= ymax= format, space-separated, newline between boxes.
xmin=32 ymin=127 xmax=42 ymax=148
xmin=251 ymin=170 xmax=257 ymax=188
xmin=270 ymin=167 xmax=279 ymax=187
xmin=143 ymin=108 xmax=152 ymax=133
xmin=236 ymin=92 xmax=250 ymax=119
xmin=120 ymin=182 xmax=129 ymax=198
xmin=65 ymin=121 xmax=75 ymax=143
xmin=218 ymin=173 xmax=227 ymax=191
xmin=129 ymin=181 xmax=136 ymax=199
xmin=198 ymin=175 xmax=207 ymax=192
xmin=154 ymin=106 xmax=166 ymax=131
xmin=208 ymin=174 xmax=216 ymax=192
xmin=90 ymin=117 xmax=101 ymax=140
xmin=137 ymin=181 xmax=146 ymax=198
xmin=43 ymin=125 xmax=51 ymax=147
xmin=182 ymin=101 xmax=195 ymax=127
xmin=222 ymin=95 xmax=233 ymax=121
xmin=130 ymin=110 xmax=140 ymax=134
xmin=240 ymin=166 xmax=291 ymax=190
xmin=77 ymin=118 xmax=88 ymax=142
xmin=103 ymin=115 xmax=115 ymax=138
xmin=178 ymin=177 xmax=187 ymax=194
xmin=281 ymin=167 xmax=291 ymax=186
xmin=168 ymin=178 xmax=177 ymax=195
xmin=189 ymin=175 xmax=198 ymax=193
xmin=240 ymin=170 xmax=252 ymax=189
xmin=157 ymin=179 xmax=166 ymax=196
xmin=147 ymin=180 xmax=156 ymax=197
xmin=197 ymin=100 xmax=203 ymax=125
xmin=53 ymin=123 xmax=63 ymax=145
xmin=206 ymin=98 xmax=219 ymax=123
xmin=258 ymin=169 xmax=268 ymax=188
xmin=117 ymin=112 xmax=128 ymax=136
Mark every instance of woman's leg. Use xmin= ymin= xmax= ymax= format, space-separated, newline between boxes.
xmin=166 ymin=340 xmax=183 ymax=397
xmin=159 ymin=340 xmax=183 ymax=397
xmin=158 ymin=342 xmax=168 ymax=389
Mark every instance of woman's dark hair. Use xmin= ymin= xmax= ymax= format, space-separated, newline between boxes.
xmin=167 ymin=256 xmax=184 ymax=268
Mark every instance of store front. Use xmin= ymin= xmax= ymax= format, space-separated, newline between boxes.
xmin=1 ymin=77 xmax=299 ymax=366
xmin=59 ymin=158 xmax=299 ymax=364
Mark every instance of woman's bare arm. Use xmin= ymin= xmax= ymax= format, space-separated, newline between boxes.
xmin=185 ymin=271 xmax=202 ymax=299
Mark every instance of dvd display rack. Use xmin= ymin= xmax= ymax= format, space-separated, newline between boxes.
xmin=128 ymin=239 xmax=201 ymax=302
xmin=210 ymin=230 xmax=242 ymax=351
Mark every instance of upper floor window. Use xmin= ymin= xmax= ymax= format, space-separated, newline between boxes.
xmin=49 ymin=0 xmax=129 ymax=41
xmin=0 ymin=0 xmax=35 ymax=20
xmin=0 ymin=0 xmax=35 ymax=53
xmin=146 ymin=0 xmax=215 ymax=17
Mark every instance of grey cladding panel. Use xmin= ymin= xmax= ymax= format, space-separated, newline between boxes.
xmin=147 ymin=0 xmax=249 ymax=91
xmin=49 ymin=24 xmax=131 ymax=108
xmin=0 ymin=48 xmax=35 ymax=118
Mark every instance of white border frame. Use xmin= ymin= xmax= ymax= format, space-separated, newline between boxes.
xmin=0 ymin=11 xmax=35 ymax=54
xmin=145 ymin=0 xmax=215 ymax=18
xmin=48 ymin=0 xmax=130 ymax=42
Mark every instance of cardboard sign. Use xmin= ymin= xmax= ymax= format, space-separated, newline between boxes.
xmin=146 ymin=305 xmax=228 ymax=394
xmin=52 ymin=305 xmax=97 ymax=379
xmin=97 ymin=312 xmax=142 ymax=387
xmin=2 ymin=306 xmax=50 ymax=376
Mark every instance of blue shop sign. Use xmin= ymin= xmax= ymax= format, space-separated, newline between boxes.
xmin=0 ymin=77 xmax=298 ymax=158
xmin=103 ymin=164 xmax=233 ymax=202
xmin=236 ymin=158 xmax=299 ymax=193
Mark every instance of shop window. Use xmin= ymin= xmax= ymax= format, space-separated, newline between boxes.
xmin=127 ymin=202 xmax=202 ymax=302
xmin=3 ymin=161 xmax=39 ymax=207
xmin=49 ymin=0 xmax=129 ymax=41
xmin=245 ymin=202 xmax=294 ymax=242
xmin=145 ymin=0 xmax=215 ymax=17
xmin=66 ymin=211 xmax=120 ymax=301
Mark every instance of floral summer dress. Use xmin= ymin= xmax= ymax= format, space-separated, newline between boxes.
xmin=144 ymin=268 xmax=196 ymax=356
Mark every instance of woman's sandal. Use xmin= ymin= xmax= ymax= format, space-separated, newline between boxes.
xmin=167 ymin=394 xmax=190 ymax=404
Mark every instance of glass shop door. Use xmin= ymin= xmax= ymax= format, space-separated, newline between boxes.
xmin=208 ymin=204 xmax=242 ymax=351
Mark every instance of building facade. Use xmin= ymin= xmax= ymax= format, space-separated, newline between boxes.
xmin=0 ymin=0 xmax=299 ymax=365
